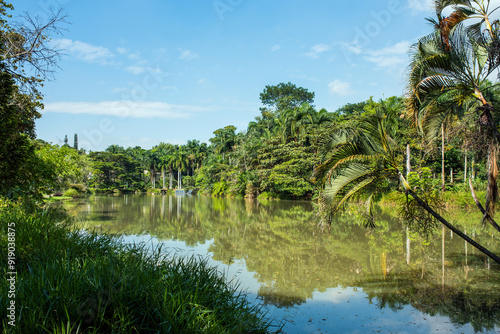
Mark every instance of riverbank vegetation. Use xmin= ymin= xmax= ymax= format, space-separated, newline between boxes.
xmin=0 ymin=200 xmax=277 ymax=333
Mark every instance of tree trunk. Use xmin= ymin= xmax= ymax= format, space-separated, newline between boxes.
xmin=162 ymin=168 xmax=166 ymax=189
xmin=469 ymin=178 xmax=500 ymax=233
xmin=442 ymin=123 xmax=445 ymax=191
xmin=152 ymin=168 xmax=156 ymax=188
xmin=399 ymin=172 xmax=500 ymax=264
xmin=169 ymin=167 xmax=173 ymax=189
xmin=464 ymin=152 xmax=467 ymax=183
xmin=478 ymin=103 xmax=500 ymax=217
xmin=472 ymin=157 xmax=475 ymax=179
xmin=406 ymin=144 xmax=411 ymax=176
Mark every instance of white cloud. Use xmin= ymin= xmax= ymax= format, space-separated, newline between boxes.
xmin=124 ymin=65 xmax=166 ymax=77
xmin=125 ymin=66 xmax=146 ymax=75
xmin=271 ymin=44 xmax=281 ymax=52
xmin=178 ymin=48 xmax=198 ymax=61
xmin=305 ymin=43 xmax=331 ymax=59
xmin=328 ymin=79 xmax=354 ymax=96
xmin=116 ymin=47 xmax=129 ymax=55
xmin=112 ymin=87 xmax=128 ymax=93
xmin=364 ymin=41 xmax=411 ymax=68
xmin=43 ymin=101 xmax=211 ymax=119
xmin=128 ymin=52 xmax=141 ymax=60
xmin=408 ymin=0 xmax=433 ymax=13
xmin=54 ymin=39 xmax=115 ymax=65
xmin=341 ymin=41 xmax=362 ymax=55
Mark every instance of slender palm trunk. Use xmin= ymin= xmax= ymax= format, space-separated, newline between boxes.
xmin=169 ymin=168 xmax=173 ymax=189
xmin=151 ymin=167 xmax=156 ymax=188
xmin=464 ymin=151 xmax=467 ymax=183
xmin=406 ymin=144 xmax=411 ymax=176
xmin=162 ymin=167 xmax=166 ymax=189
xmin=399 ymin=172 xmax=500 ymax=264
xmin=469 ymin=178 xmax=500 ymax=233
xmin=441 ymin=124 xmax=445 ymax=191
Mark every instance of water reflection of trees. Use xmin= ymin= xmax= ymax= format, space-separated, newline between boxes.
xmin=66 ymin=195 xmax=500 ymax=332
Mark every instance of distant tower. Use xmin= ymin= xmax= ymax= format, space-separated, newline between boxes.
xmin=73 ymin=133 xmax=78 ymax=150
xmin=64 ymin=135 xmax=69 ymax=146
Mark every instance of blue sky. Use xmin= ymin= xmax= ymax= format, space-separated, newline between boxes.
xmin=15 ymin=0 xmax=437 ymax=151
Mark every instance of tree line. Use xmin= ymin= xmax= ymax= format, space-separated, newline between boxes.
xmin=29 ymin=83 xmax=488 ymax=201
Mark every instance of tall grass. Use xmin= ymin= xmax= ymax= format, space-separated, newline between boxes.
xmin=0 ymin=200 xmax=278 ymax=333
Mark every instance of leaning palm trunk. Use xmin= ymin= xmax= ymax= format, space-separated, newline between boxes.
xmin=469 ymin=178 xmax=500 ymax=232
xmin=399 ymin=172 xmax=500 ymax=264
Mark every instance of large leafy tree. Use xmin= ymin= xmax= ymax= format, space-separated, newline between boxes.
xmin=125 ymin=146 xmax=149 ymax=184
xmin=260 ymin=82 xmax=315 ymax=113
xmin=407 ymin=0 xmax=500 ymax=221
xmin=89 ymin=151 xmax=142 ymax=190
xmin=0 ymin=2 xmax=65 ymax=199
xmin=257 ymin=137 xmax=317 ymax=199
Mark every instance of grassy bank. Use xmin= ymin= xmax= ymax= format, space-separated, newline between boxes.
xmin=0 ymin=200 xmax=278 ymax=333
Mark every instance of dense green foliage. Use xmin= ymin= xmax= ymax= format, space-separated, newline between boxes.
xmin=31 ymin=88 xmax=494 ymax=205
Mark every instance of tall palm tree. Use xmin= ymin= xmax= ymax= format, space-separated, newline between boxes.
xmin=279 ymin=104 xmax=311 ymax=143
xmin=144 ymin=150 xmax=159 ymax=189
xmin=105 ymin=144 xmax=125 ymax=154
xmin=186 ymin=139 xmax=200 ymax=176
xmin=316 ymin=107 xmax=500 ymax=264
xmin=407 ymin=0 xmax=500 ymax=217
xmin=209 ymin=126 xmax=236 ymax=161
xmin=153 ymin=142 xmax=175 ymax=190
xmin=196 ymin=142 xmax=209 ymax=170
xmin=172 ymin=146 xmax=189 ymax=189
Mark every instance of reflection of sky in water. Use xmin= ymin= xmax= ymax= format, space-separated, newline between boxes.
xmin=66 ymin=195 xmax=500 ymax=334
xmin=117 ymin=234 xmax=491 ymax=334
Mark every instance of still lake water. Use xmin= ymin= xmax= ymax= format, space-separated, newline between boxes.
xmin=63 ymin=194 xmax=500 ymax=334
